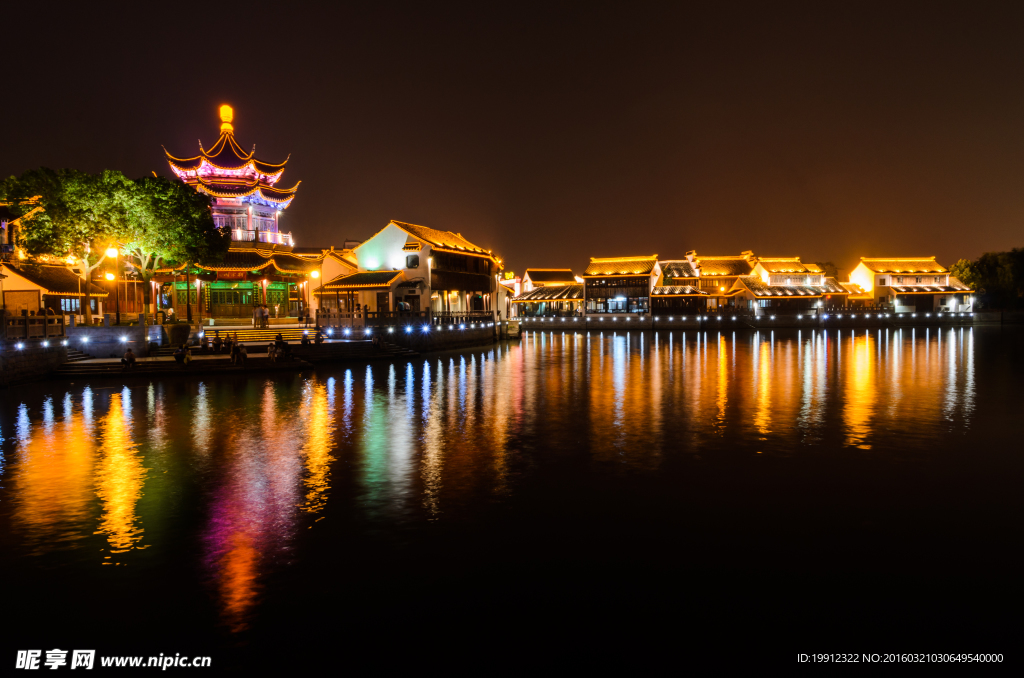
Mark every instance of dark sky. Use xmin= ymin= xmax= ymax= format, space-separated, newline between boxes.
xmin=4 ymin=3 xmax=1024 ymax=276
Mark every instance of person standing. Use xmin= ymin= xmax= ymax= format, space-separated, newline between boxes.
xmin=252 ymin=305 xmax=259 ymax=328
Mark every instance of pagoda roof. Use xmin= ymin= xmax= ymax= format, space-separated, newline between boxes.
xmin=153 ymin=247 xmax=321 ymax=274
xmin=194 ymin=176 xmax=300 ymax=206
xmin=165 ymin=130 xmax=290 ymax=176
xmin=164 ymin=106 xmax=297 ymax=208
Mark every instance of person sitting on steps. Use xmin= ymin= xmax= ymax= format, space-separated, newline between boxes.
xmin=121 ymin=347 xmax=137 ymax=371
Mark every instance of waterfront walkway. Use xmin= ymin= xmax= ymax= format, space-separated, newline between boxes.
xmin=54 ymin=339 xmax=419 ymax=380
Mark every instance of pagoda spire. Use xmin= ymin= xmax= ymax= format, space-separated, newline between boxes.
xmin=219 ymin=104 xmax=234 ymax=134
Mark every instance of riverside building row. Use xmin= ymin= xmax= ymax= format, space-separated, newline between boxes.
xmin=510 ymin=252 xmax=973 ymax=318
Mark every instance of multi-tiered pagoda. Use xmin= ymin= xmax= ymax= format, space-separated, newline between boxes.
xmin=164 ymin=105 xmax=299 ymax=246
xmin=156 ymin=106 xmax=335 ymax=321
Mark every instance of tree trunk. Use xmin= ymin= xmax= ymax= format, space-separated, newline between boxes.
xmin=185 ymin=264 xmax=193 ymax=323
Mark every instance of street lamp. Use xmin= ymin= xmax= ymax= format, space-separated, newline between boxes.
xmin=311 ymin=268 xmax=321 ymax=327
xmin=106 ymin=247 xmax=120 ymax=324
xmin=105 ymin=270 xmax=119 ymax=324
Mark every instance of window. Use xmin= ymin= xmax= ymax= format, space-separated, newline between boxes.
xmin=915 ymin=277 xmax=923 ymax=284
xmin=406 ymin=254 xmax=419 ymax=269
xmin=60 ymin=298 xmax=80 ymax=312
xmin=934 ymin=276 xmax=941 ymax=284
xmin=896 ymin=276 xmax=903 ymax=284
xmin=879 ymin=277 xmax=887 ymax=286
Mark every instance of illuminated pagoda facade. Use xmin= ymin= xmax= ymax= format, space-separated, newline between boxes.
xmin=165 ymin=105 xmax=299 ymax=247
xmin=157 ymin=105 xmax=324 ymax=320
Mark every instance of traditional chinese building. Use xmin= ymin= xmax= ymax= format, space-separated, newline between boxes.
xmin=314 ymin=220 xmax=505 ymax=322
xmin=512 ymin=268 xmax=583 ymax=316
xmin=0 ymin=262 xmax=107 ymax=315
xmin=726 ymin=257 xmax=849 ymax=312
xmin=652 ymin=252 xmax=754 ymax=311
xmin=848 ymin=257 xmax=973 ymax=312
xmin=158 ymin=106 xmax=330 ymax=320
xmin=164 ymin=105 xmax=299 ymax=246
xmin=582 ymin=255 xmax=661 ymax=315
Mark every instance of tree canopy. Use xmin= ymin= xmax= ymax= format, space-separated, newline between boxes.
xmin=1 ymin=167 xmax=229 ymax=321
xmin=814 ymin=261 xmax=839 ymax=279
xmin=973 ymin=249 xmax=1024 ymax=309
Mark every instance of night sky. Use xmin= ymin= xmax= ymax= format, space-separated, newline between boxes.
xmin=4 ymin=3 xmax=1024 ymax=276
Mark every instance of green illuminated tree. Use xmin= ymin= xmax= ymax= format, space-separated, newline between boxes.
xmin=0 ymin=168 xmax=132 ymax=324
xmin=123 ymin=176 xmax=228 ymax=313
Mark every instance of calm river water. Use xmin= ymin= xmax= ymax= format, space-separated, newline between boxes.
xmin=2 ymin=327 xmax=1020 ymax=668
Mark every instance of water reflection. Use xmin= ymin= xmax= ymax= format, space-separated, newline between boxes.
xmin=94 ymin=388 xmax=148 ymax=557
xmin=0 ymin=328 xmax=985 ymax=631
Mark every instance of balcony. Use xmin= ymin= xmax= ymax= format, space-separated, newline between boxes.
xmin=230 ymin=229 xmax=294 ymax=246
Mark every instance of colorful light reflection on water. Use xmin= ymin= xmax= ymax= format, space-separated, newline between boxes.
xmin=0 ymin=326 xmax=999 ymax=639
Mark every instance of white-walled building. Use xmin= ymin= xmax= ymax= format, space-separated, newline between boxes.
xmin=848 ymin=258 xmax=973 ymax=312
xmin=315 ymin=220 xmax=505 ymax=322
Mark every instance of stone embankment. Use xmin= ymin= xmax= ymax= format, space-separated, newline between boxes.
xmin=1 ymin=340 xmax=69 ymax=387
xmin=515 ymin=311 xmax=1012 ymax=333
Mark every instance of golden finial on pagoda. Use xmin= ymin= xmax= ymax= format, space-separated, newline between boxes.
xmin=219 ymin=104 xmax=234 ymax=133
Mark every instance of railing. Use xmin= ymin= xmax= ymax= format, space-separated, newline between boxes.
xmin=431 ymin=311 xmax=492 ymax=325
xmin=3 ymin=312 xmax=67 ymax=340
xmin=516 ymin=311 xmax=582 ymax=318
xmin=366 ymin=311 xmax=431 ymax=326
xmin=230 ymin=230 xmax=294 ymax=246
xmin=315 ymin=310 xmax=365 ymax=329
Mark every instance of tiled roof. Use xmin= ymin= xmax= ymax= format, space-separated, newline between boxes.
xmin=695 ymin=256 xmax=753 ymax=276
xmin=660 ymin=260 xmax=697 ymax=278
xmin=841 ymin=282 xmax=870 ymax=298
xmin=155 ymin=249 xmax=318 ymax=275
xmin=890 ymin=277 xmax=971 ymax=294
xmin=651 ymin=285 xmax=707 ymax=296
xmin=386 ymin=220 xmax=493 ymax=257
xmin=736 ymin=276 xmax=831 ymax=297
xmin=6 ymin=264 xmax=108 ymax=297
xmin=197 ymin=250 xmax=273 ymax=272
xmin=859 ymin=258 xmax=947 ymax=273
xmin=165 ymin=130 xmax=289 ymax=175
xmin=822 ymin=277 xmax=848 ymax=294
xmin=270 ymin=255 xmax=319 ymax=274
xmin=755 ymin=257 xmax=821 ymax=273
xmin=512 ymin=284 xmax=583 ymax=302
xmin=583 ymin=255 xmax=658 ymax=276
xmin=524 ymin=268 xmax=576 ymax=284
xmin=320 ymin=270 xmax=403 ymax=290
